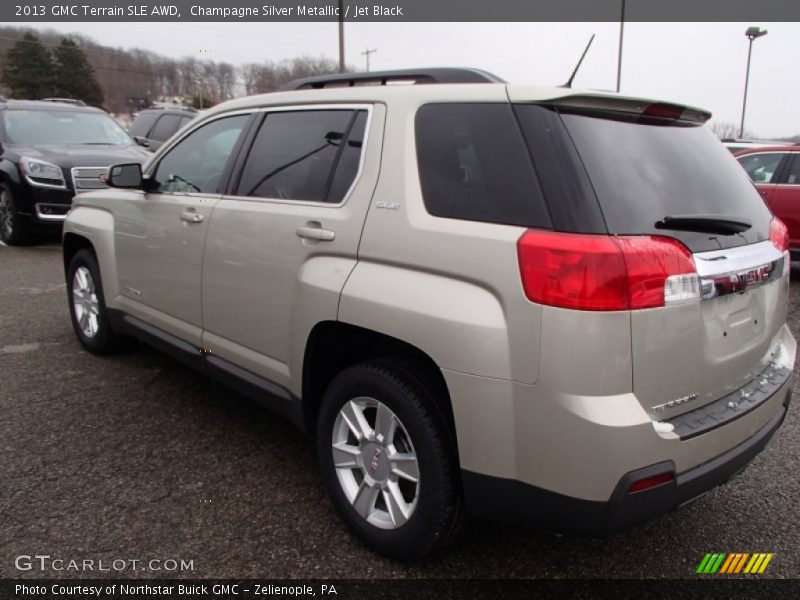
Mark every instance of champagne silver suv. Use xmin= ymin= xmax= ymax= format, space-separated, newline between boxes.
xmin=62 ymin=68 xmax=796 ymax=560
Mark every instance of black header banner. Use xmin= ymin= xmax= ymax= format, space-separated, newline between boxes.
xmin=3 ymin=0 xmax=800 ymax=23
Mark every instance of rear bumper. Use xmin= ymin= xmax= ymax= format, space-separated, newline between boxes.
xmin=462 ymin=378 xmax=792 ymax=535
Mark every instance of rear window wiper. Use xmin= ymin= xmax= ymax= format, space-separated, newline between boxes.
xmin=655 ymin=214 xmax=752 ymax=235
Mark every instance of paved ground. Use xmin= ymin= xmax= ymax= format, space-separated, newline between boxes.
xmin=1 ymin=240 xmax=799 ymax=580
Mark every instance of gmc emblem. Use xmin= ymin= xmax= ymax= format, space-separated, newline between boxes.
xmin=730 ymin=265 xmax=770 ymax=293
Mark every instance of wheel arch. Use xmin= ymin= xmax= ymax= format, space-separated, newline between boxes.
xmin=302 ymin=321 xmax=459 ymax=459
xmin=63 ymin=232 xmax=96 ymax=274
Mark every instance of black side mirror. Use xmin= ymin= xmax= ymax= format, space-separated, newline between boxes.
xmin=133 ymin=135 xmax=151 ymax=148
xmin=107 ymin=163 xmax=143 ymax=189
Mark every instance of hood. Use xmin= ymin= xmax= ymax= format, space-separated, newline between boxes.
xmin=8 ymin=143 xmax=149 ymax=168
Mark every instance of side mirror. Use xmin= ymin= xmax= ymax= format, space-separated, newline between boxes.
xmin=133 ymin=135 xmax=151 ymax=148
xmin=107 ymin=163 xmax=144 ymax=189
xmin=752 ymin=171 xmax=767 ymax=183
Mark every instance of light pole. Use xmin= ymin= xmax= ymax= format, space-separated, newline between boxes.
xmin=740 ymin=26 xmax=767 ymax=139
xmin=337 ymin=0 xmax=345 ymax=73
xmin=616 ymin=0 xmax=625 ymax=93
xmin=362 ymin=48 xmax=377 ymax=72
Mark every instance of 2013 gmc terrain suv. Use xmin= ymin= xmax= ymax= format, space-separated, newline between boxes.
xmin=62 ymin=68 xmax=795 ymax=559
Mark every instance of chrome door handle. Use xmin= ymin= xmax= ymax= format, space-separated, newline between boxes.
xmin=180 ymin=209 xmax=204 ymax=223
xmin=295 ymin=226 xmax=335 ymax=241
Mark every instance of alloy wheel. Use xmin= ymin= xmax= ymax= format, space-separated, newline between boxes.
xmin=331 ymin=396 xmax=420 ymax=529
xmin=72 ymin=266 xmax=100 ymax=338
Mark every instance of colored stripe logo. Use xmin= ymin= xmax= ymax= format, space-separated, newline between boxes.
xmin=696 ymin=553 xmax=773 ymax=574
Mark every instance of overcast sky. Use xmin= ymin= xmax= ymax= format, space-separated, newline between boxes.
xmin=19 ymin=21 xmax=800 ymax=138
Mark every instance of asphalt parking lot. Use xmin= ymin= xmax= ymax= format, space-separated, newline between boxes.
xmin=1 ymin=240 xmax=799 ymax=580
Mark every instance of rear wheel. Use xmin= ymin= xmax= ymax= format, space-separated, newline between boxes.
xmin=0 ymin=183 xmax=30 ymax=245
xmin=316 ymin=361 xmax=460 ymax=560
xmin=67 ymin=249 xmax=123 ymax=354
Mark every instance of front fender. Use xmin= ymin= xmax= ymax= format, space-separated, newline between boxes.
xmin=63 ymin=206 xmax=120 ymax=306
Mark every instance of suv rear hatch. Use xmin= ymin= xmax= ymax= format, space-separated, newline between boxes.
xmin=511 ymin=94 xmax=791 ymax=422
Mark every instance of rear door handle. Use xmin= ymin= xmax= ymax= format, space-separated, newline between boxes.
xmin=180 ymin=208 xmax=204 ymax=224
xmin=295 ymin=225 xmax=335 ymax=241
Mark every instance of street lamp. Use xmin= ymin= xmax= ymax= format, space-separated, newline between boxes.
xmin=337 ymin=0 xmax=345 ymax=73
xmin=739 ymin=26 xmax=767 ymax=139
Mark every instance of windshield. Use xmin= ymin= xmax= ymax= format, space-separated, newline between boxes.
xmin=2 ymin=109 xmax=132 ymax=146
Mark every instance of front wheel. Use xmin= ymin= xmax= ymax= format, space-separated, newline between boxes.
xmin=0 ymin=182 xmax=30 ymax=245
xmin=316 ymin=361 xmax=461 ymax=560
xmin=67 ymin=249 xmax=123 ymax=354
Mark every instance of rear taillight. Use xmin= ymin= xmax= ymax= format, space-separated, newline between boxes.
xmin=517 ymin=230 xmax=699 ymax=311
xmin=769 ymin=218 xmax=789 ymax=253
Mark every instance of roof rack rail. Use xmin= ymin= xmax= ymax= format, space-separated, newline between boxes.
xmin=41 ymin=97 xmax=87 ymax=106
xmin=147 ymin=104 xmax=198 ymax=112
xmin=279 ymin=68 xmax=506 ymax=91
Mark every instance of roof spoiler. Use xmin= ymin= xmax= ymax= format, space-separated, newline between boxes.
xmin=550 ymin=95 xmax=711 ymax=124
xmin=279 ymin=68 xmax=506 ymax=91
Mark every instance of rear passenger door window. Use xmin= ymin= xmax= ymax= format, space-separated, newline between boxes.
xmin=235 ymin=109 xmax=367 ymax=203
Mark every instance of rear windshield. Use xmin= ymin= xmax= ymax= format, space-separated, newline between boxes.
xmin=555 ymin=109 xmax=772 ymax=251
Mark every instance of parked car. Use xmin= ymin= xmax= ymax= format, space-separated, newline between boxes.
xmin=0 ymin=99 xmax=149 ymax=245
xmin=128 ymin=105 xmax=198 ymax=152
xmin=735 ymin=146 xmax=800 ymax=259
xmin=722 ymin=138 xmax=792 ymax=154
xmin=63 ymin=68 xmax=795 ymax=559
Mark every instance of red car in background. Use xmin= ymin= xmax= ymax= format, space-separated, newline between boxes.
xmin=735 ymin=146 xmax=800 ymax=258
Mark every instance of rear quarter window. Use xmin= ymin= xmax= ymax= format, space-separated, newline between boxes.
xmin=415 ymin=103 xmax=552 ymax=229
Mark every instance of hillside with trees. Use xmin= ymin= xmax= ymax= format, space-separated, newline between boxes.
xmin=0 ymin=26 xmax=345 ymax=114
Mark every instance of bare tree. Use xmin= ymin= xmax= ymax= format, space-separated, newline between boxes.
xmin=237 ymin=56 xmax=346 ymax=95
xmin=0 ymin=26 xmax=349 ymax=114
xmin=709 ymin=121 xmax=755 ymax=141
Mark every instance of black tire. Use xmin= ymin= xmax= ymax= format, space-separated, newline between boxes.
xmin=66 ymin=249 xmax=123 ymax=354
xmin=316 ymin=360 xmax=461 ymax=560
xmin=0 ymin=182 xmax=30 ymax=245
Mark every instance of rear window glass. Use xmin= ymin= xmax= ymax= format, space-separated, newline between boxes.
xmin=785 ymin=155 xmax=800 ymax=185
xmin=415 ymin=104 xmax=551 ymax=229
xmin=558 ymin=110 xmax=772 ymax=250
xmin=149 ymin=114 xmax=184 ymax=142
xmin=235 ymin=109 xmax=364 ymax=202
xmin=129 ymin=111 xmax=158 ymax=137
xmin=737 ymin=152 xmax=785 ymax=184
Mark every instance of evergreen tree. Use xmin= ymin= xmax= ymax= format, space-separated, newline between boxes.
xmin=0 ymin=32 xmax=53 ymax=99
xmin=52 ymin=38 xmax=104 ymax=107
